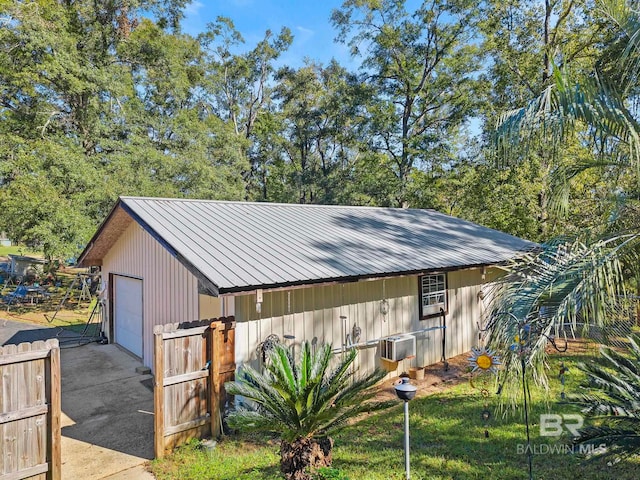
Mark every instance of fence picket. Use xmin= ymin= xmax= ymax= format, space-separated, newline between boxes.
xmin=0 ymin=340 xmax=59 ymax=480
xmin=154 ymin=316 xmax=235 ymax=457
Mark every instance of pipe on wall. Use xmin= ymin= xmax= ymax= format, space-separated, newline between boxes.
xmin=332 ymin=324 xmax=446 ymax=354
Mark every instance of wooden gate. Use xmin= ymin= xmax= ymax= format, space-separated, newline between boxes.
xmin=0 ymin=339 xmax=61 ymax=480
xmin=153 ymin=317 xmax=235 ymax=458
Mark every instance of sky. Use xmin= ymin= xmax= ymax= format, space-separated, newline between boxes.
xmin=181 ymin=0 xmax=356 ymax=68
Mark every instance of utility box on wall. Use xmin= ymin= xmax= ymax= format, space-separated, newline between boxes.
xmin=380 ymin=334 xmax=416 ymax=362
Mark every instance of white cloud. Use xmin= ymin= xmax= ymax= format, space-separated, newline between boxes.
xmin=184 ymin=1 xmax=205 ymax=16
xmin=296 ymin=26 xmax=314 ymax=35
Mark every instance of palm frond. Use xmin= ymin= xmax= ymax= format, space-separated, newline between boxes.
xmin=225 ymin=341 xmax=390 ymax=442
xmin=574 ymin=424 xmax=640 ymax=459
xmin=599 ymin=0 xmax=640 ymax=91
xmin=485 ymin=233 xmax=640 ymax=405
xmin=495 ymin=70 xmax=640 ymax=166
xmin=493 ymin=0 xmax=640 ymax=212
xmin=547 ymin=155 xmax=631 ymax=218
xmin=567 ymin=334 xmax=640 ymax=457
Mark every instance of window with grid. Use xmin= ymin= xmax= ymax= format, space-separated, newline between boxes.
xmin=420 ymin=273 xmax=447 ymax=318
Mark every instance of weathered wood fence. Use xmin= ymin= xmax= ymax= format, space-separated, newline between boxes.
xmin=0 ymin=339 xmax=61 ymax=480
xmin=154 ymin=317 xmax=235 ymax=458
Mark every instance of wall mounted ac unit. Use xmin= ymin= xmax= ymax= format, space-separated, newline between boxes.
xmin=380 ymin=334 xmax=416 ymax=362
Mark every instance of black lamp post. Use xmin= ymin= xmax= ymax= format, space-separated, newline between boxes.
xmin=394 ymin=377 xmax=418 ymax=480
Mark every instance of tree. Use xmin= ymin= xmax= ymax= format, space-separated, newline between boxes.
xmin=494 ymin=0 xmax=640 ymax=229
xmin=225 ymin=341 xmax=391 ymax=480
xmin=0 ymin=0 xmax=128 ymax=258
xmin=198 ymin=17 xmax=292 ymax=200
xmin=485 ymin=0 xmax=640 ymax=400
xmin=476 ymin=0 xmax=612 ymax=239
xmin=116 ymin=19 xmax=249 ymax=200
xmin=274 ymin=61 xmax=369 ymax=204
xmin=0 ymin=0 xmax=247 ymax=257
xmin=439 ymin=160 xmax=543 ymax=240
xmin=332 ymin=0 xmax=482 ymax=207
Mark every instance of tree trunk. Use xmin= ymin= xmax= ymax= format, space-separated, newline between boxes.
xmin=280 ymin=437 xmax=333 ymax=480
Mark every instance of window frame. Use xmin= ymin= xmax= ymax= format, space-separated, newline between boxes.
xmin=419 ymin=273 xmax=448 ymax=319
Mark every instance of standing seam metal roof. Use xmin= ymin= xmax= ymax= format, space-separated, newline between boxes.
xmin=104 ymin=197 xmax=534 ymax=294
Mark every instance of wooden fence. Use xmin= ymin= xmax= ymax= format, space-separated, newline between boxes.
xmin=154 ymin=317 xmax=235 ymax=458
xmin=0 ymin=339 xmax=61 ymax=480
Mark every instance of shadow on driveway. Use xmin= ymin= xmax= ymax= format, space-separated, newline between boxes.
xmin=0 ymin=317 xmax=65 ymax=344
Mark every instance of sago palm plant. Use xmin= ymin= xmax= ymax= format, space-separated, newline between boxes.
xmin=224 ymin=341 xmax=391 ymax=480
xmin=571 ymin=334 xmax=640 ymax=458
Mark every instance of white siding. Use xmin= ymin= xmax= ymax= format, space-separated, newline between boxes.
xmin=234 ymin=268 xmax=492 ymax=377
xmin=102 ymin=222 xmax=199 ymax=369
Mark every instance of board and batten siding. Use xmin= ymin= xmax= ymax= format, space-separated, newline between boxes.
xmin=234 ymin=267 xmax=493 ymax=376
xmin=102 ymin=222 xmax=199 ymax=369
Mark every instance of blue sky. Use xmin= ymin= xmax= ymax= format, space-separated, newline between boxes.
xmin=182 ymin=0 xmax=356 ymax=68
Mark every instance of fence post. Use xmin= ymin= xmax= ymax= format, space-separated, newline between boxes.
xmin=47 ymin=339 xmax=61 ymax=480
xmin=209 ymin=321 xmax=220 ymax=437
xmin=153 ymin=327 xmax=165 ymax=458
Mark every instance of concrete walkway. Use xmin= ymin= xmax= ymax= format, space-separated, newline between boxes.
xmin=1 ymin=318 xmax=156 ymax=479
xmin=61 ymin=342 xmax=156 ymax=479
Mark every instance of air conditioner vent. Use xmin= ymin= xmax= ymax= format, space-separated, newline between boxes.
xmin=380 ymin=334 xmax=416 ymax=361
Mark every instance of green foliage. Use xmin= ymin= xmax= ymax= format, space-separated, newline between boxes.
xmin=571 ymin=334 xmax=640 ymax=458
xmin=491 ymin=0 xmax=640 ymax=233
xmin=225 ymin=342 xmax=391 ymax=443
xmin=485 ymin=0 xmax=640 ymax=412
xmin=0 ymin=0 xmax=256 ymax=258
xmin=440 ymin=161 xmax=542 ymax=241
xmin=0 ymin=0 xmax=626 ymax=259
xmin=332 ymin=0 xmax=483 ymax=206
xmin=272 ymin=61 xmax=369 ymax=204
xmin=476 ymin=0 xmax=616 ymax=239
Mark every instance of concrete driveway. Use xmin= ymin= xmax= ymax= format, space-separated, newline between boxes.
xmin=0 ymin=319 xmax=156 ymax=479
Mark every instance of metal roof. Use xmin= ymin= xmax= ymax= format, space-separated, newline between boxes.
xmin=80 ymin=197 xmax=534 ymax=294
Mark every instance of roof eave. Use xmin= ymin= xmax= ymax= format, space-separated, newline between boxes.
xmin=76 ymin=198 xmax=125 ymax=267
xmin=118 ymin=201 xmax=220 ymax=297
xmin=217 ymin=260 xmax=512 ymax=295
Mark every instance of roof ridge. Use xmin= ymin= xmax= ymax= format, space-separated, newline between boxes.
xmin=120 ymin=196 xmax=438 ymax=213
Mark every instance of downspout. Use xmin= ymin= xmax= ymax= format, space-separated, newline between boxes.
xmin=440 ymin=307 xmax=448 ymax=371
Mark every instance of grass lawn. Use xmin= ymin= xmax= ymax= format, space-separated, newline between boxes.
xmin=0 ymin=245 xmax=41 ymax=258
xmin=151 ymin=353 xmax=640 ymax=480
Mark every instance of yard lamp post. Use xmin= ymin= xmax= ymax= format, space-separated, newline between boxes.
xmin=394 ymin=377 xmax=418 ymax=480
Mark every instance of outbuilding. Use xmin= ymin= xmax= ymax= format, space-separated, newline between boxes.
xmin=77 ymin=196 xmax=532 ymax=375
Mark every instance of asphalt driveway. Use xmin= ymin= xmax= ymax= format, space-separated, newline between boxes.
xmin=0 ymin=319 xmax=155 ymax=479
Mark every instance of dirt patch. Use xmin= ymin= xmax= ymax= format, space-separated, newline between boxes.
xmin=376 ymin=353 xmax=472 ymax=402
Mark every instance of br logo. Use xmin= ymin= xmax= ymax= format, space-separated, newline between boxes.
xmin=539 ymin=414 xmax=584 ymax=437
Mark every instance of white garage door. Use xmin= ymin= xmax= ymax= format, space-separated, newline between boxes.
xmin=114 ymin=276 xmax=143 ymax=358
